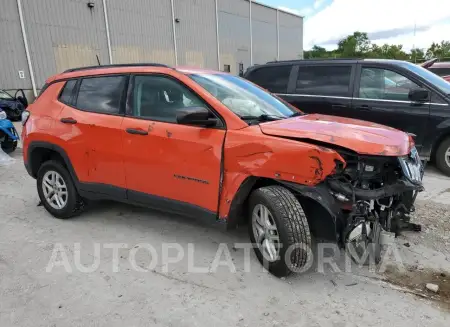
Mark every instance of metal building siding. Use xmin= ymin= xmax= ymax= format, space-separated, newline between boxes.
xmin=218 ymin=0 xmax=250 ymax=16
xmin=107 ymin=0 xmax=176 ymax=66
xmin=174 ymin=0 xmax=218 ymax=69
xmin=21 ymin=0 xmax=109 ymax=87
xmin=251 ymin=2 xmax=277 ymax=65
xmin=278 ymin=11 xmax=303 ymax=60
xmin=0 ymin=1 xmax=29 ymax=90
xmin=218 ymin=0 xmax=251 ymax=74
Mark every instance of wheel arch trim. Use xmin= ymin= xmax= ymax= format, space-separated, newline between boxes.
xmin=27 ymin=141 xmax=79 ymax=184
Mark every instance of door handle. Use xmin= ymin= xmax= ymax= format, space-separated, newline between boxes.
xmin=356 ymin=105 xmax=371 ymax=111
xmin=126 ymin=128 xmax=148 ymax=135
xmin=60 ymin=117 xmax=77 ymax=124
xmin=331 ymin=104 xmax=347 ymax=110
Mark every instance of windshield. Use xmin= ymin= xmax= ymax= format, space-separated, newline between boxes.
xmin=189 ymin=73 xmax=299 ymax=121
xmin=398 ymin=61 xmax=450 ymax=94
xmin=0 ymin=90 xmax=13 ymax=100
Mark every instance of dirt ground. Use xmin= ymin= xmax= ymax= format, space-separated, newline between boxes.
xmin=0 ymin=125 xmax=449 ymax=326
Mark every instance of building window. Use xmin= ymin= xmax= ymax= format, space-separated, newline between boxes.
xmin=223 ymin=64 xmax=231 ymax=73
xmin=238 ymin=63 xmax=244 ymax=76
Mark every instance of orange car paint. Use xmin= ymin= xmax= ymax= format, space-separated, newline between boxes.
xmin=259 ymin=114 xmax=412 ymax=156
xmin=23 ymin=65 xmax=413 ymax=224
xmin=217 ymin=125 xmax=346 ymax=220
xmin=121 ymin=116 xmax=225 ymax=212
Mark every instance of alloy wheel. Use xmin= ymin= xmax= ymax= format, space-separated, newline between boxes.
xmin=252 ymin=204 xmax=280 ymax=262
xmin=42 ymin=170 xmax=68 ymax=210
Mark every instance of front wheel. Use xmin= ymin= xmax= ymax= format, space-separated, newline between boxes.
xmin=435 ymin=137 xmax=450 ymax=176
xmin=248 ymin=186 xmax=311 ymax=277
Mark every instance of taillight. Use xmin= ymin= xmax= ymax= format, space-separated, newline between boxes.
xmin=21 ymin=110 xmax=30 ymax=125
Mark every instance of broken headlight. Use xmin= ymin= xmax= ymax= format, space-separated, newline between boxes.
xmin=398 ymin=146 xmax=423 ymax=184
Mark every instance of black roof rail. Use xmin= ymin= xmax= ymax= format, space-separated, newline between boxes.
xmin=266 ymin=58 xmax=363 ymax=64
xmin=63 ymin=63 xmax=171 ymax=73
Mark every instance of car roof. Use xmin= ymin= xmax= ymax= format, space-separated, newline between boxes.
xmin=264 ymin=58 xmax=407 ymax=65
xmin=46 ymin=64 xmax=226 ymax=84
xmin=430 ymin=61 xmax=450 ymax=68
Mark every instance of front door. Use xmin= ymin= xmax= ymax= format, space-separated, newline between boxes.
xmin=350 ymin=65 xmax=430 ymax=153
xmin=121 ymin=74 xmax=226 ymax=217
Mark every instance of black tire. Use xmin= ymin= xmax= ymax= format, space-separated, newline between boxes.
xmin=1 ymin=140 xmax=17 ymax=154
xmin=435 ymin=137 xmax=450 ymax=176
xmin=248 ymin=186 xmax=311 ymax=277
xmin=36 ymin=160 xmax=85 ymax=219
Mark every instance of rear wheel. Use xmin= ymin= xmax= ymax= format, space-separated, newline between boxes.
xmin=435 ymin=137 xmax=450 ymax=176
xmin=37 ymin=160 xmax=85 ymax=219
xmin=248 ymin=186 xmax=311 ymax=277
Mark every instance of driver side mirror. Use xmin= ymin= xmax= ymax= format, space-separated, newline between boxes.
xmin=408 ymin=88 xmax=429 ymax=102
xmin=176 ymin=107 xmax=218 ymax=127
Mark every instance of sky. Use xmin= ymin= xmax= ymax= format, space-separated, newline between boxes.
xmin=262 ymin=0 xmax=450 ymax=51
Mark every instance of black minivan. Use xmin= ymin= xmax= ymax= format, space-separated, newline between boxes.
xmin=244 ymin=59 xmax=450 ymax=176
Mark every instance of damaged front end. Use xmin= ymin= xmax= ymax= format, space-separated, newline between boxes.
xmin=325 ymin=146 xmax=424 ymax=261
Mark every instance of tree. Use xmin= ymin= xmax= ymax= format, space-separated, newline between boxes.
xmin=304 ymin=31 xmax=449 ymax=63
xmin=337 ymin=32 xmax=371 ymax=57
xmin=410 ymin=48 xmax=425 ymax=62
xmin=426 ymin=41 xmax=450 ymax=59
xmin=304 ymin=45 xmax=328 ymax=59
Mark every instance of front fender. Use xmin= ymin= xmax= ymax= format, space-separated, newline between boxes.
xmin=219 ymin=127 xmax=345 ymax=226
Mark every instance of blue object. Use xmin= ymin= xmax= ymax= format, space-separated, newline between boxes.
xmin=0 ymin=108 xmax=19 ymax=153
xmin=0 ymin=117 xmax=19 ymax=141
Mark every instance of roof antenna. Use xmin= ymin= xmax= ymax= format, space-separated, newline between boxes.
xmin=96 ymin=54 xmax=101 ymax=66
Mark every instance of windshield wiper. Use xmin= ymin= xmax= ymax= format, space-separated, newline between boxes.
xmin=239 ymin=114 xmax=285 ymax=122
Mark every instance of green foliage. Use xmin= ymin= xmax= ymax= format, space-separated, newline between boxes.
xmin=304 ymin=32 xmax=450 ymax=62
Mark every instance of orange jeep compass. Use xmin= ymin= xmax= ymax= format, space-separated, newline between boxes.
xmin=22 ymin=64 xmax=424 ymax=276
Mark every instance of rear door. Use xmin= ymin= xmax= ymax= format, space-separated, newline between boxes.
xmin=244 ymin=64 xmax=293 ymax=94
xmin=58 ymin=75 xmax=128 ymax=197
xmin=282 ymin=64 xmax=355 ymax=116
xmin=350 ymin=64 xmax=430 ymax=153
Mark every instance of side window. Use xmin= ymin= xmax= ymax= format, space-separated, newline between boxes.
xmin=295 ymin=65 xmax=352 ymax=96
xmin=131 ymin=75 xmax=208 ymax=123
xmin=246 ymin=65 xmax=292 ymax=93
xmin=75 ymin=76 xmax=126 ymax=114
xmin=58 ymin=80 xmax=77 ymax=105
xmin=359 ymin=68 xmax=421 ymax=101
xmin=429 ymin=67 xmax=450 ymax=77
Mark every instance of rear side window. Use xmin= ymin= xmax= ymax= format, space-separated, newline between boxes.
xmin=75 ymin=76 xmax=127 ymax=114
xmin=429 ymin=67 xmax=450 ymax=77
xmin=59 ymin=80 xmax=77 ymax=105
xmin=246 ymin=65 xmax=292 ymax=93
xmin=295 ymin=65 xmax=352 ymax=97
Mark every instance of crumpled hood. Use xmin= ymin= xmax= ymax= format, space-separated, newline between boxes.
xmin=259 ymin=114 xmax=412 ymax=156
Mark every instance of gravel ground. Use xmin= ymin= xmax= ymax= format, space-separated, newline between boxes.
xmin=406 ymin=200 xmax=450 ymax=257
xmin=0 ymin=128 xmax=449 ymax=326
